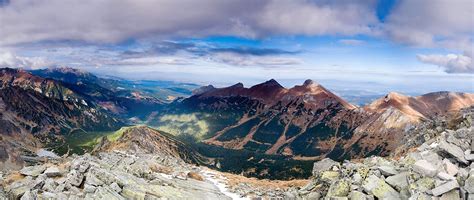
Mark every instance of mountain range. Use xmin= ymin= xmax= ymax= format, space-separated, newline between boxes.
xmin=0 ymin=67 xmax=473 ymax=177
xmin=153 ymin=77 xmax=474 ymax=160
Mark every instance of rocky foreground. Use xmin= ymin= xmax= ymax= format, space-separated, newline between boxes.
xmin=1 ymin=151 xmax=235 ymax=199
xmin=289 ymin=126 xmax=474 ymax=199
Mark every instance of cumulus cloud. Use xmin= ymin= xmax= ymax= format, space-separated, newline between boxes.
xmin=384 ymin=0 xmax=473 ymax=50
xmin=417 ymin=52 xmax=473 ymax=73
xmin=0 ymin=51 xmax=53 ymax=69
xmin=0 ymin=0 xmax=377 ymax=45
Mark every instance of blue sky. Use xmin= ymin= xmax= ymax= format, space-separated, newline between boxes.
xmin=0 ymin=0 xmax=472 ymax=95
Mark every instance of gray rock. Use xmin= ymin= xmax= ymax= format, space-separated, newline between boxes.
xmin=32 ymin=174 xmax=46 ymax=189
xmin=438 ymin=140 xmax=469 ymax=164
xmin=41 ymin=191 xmax=57 ymax=199
xmin=349 ymin=191 xmax=371 ymax=200
xmin=42 ymin=178 xmax=57 ymax=192
xmin=362 ymin=175 xmax=400 ymax=199
xmin=8 ymin=185 xmax=28 ymax=200
xmin=377 ymin=166 xmax=398 ymax=176
xmin=443 ymin=159 xmax=459 ymax=176
xmin=66 ymin=169 xmax=84 ymax=187
xmin=20 ymin=190 xmax=37 ymax=200
xmin=19 ymin=165 xmax=46 ymax=177
xmin=44 ymin=166 xmax=62 ymax=177
xmin=437 ymin=172 xmax=455 ymax=180
xmin=386 ymin=172 xmax=409 ymax=191
xmin=84 ymin=184 xmax=96 ymax=193
xmin=439 ymin=189 xmax=460 ymax=200
xmin=312 ymin=158 xmax=339 ymax=175
xmin=413 ymin=160 xmax=438 ymax=177
xmin=71 ymin=157 xmax=90 ymax=173
xmin=466 ymin=154 xmax=474 ymax=161
xmin=93 ymin=186 xmax=125 ymax=200
xmin=326 ymin=179 xmax=350 ymax=198
xmin=110 ymin=182 xmax=122 ymax=193
xmin=85 ymin=172 xmax=104 ymax=186
xmin=306 ymin=192 xmax=320 ymax=200
xmin=431 ymin=180 xmax=459 ymax=196
xmin=466 ymin=175 xmax=474 ymax=193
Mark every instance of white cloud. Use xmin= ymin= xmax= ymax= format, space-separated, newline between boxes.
xmin=0 ymin=0 xmax=377 ymax=45
xmin=417 ymin=52 xmax=473 ymax=73
xmin=0 ymin=51 xmax=53 ymax=69
xmin=256 ymin=0 xmax=377 ymax=36
xmin=384 ymin=0 xmax=473 ymax=50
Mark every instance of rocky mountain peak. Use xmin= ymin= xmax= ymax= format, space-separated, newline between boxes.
xmin=250 ymin=79 xmax=284 ymax=90
xmin=230 ymin=82 xmax=244 ymax=88
xmin=302 ymin=79 xmax=317 ymax=87
xmin=384 ymin=92 xmax=406 ymax=102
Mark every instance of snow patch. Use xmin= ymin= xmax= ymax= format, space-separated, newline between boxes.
xmin=202 ymin=169 xmax=248 ymax=200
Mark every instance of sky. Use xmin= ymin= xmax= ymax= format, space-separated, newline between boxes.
xmin=0 ymin=0 xmax=473 ymax=95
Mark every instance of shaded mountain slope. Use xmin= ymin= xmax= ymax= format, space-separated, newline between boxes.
xmin=0 ymin=68 xmax=124 ymax=168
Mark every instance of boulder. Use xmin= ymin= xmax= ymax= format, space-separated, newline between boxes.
xmin=20 ymin=190 xmax=37 ymax=200
xmin=42 ymin=178 xmax=57 ymax=192
xmin=85 ymin=172 xmax=104 ymax=186
xmin=349 ymin=191 xmax=373 ymax=200
xmin=362 ymin=175 xmax=400 ymax=199
xmin=431 ymin=180 xmax=459 ymax=196
xmin=440 ymin=189 xmax=460 ymax=200
xmin=19 ymin=165 xmax=46 ymax=177
xmin=466 ymin=154 xmax=474 ymax=161
xmin=413 ymin=160 xmax=438 ymax=177
xmin=32 ymin=174 xmax=46 ymax=190
xmin=84 ymin=184 xmax=97 ymax=193
xmin=8 ymin=185 xmax=28 ymax=200
xmin=110 ymin=182 xmax=122 ymax=193
xmin=386 ymin=172 xmax=409 ymax=191
xmin=44 ymin=166 xmax=61 ymax=177
xmin=71 ymin=157 xmax=90 ymax=173
xmin=66 ymin=170 xmax=84 ymax=187
xmin=312 ymin=158 xmax=339 ymax=175
xmin=377 ymin=166 xmax=398 ymax=176
xmin=326 ymin=180 xmax=350 ymax=198
xmin=41 ymin=192 xmax=57 ymax=199
xmin=93 ymin=186 xmax=125 ymax=200
xmin=437 ymin=172 xmax=455 ymax=180
xmin=438 ymin=140 xmax=469 ymax=164
xmin=414 ymin=177 xmax=435 ymax=192
xmin=306 ymin=192 xmax=321 ymax=200
xmin=465 ymin=176 xmax=474 ymax=193
xmin=443 ymin=159 xmax=459 ymax=176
